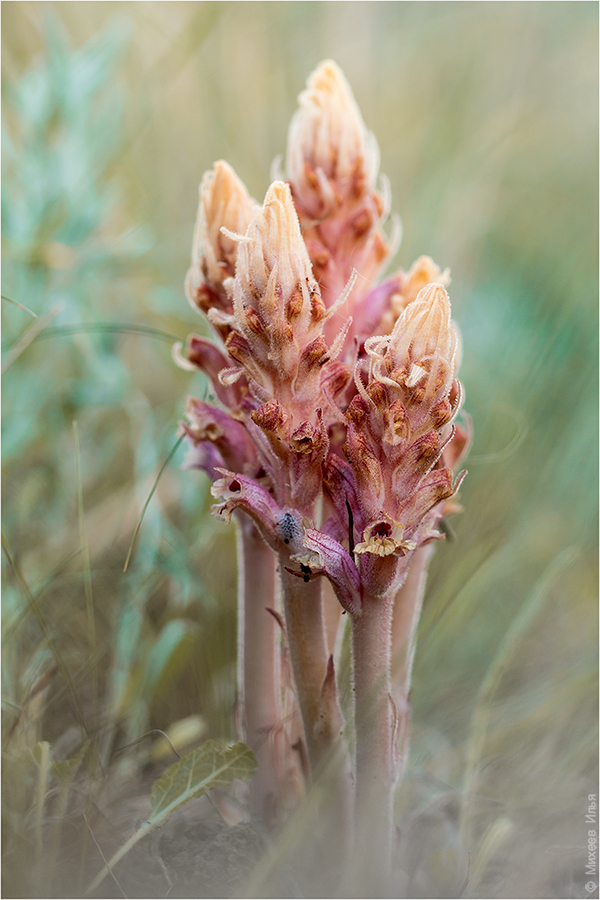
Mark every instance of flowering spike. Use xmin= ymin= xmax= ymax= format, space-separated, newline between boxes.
xmin=232 ymin=180 xmax=323 ymax=388
xmin=286 ymin=61 xmax=390 ymax=332
xmin=186 ymin=161 xmax=258 ymax=327
xmin=287 ymin=60 xmax=379 ymax=219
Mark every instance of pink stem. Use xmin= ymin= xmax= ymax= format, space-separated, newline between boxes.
xmin=279 ymin=562 xmax=330 ymax=770
xmin=391 ymin=544 xmax=433 ymax=781
xmin=236 ymin=515 xmax=281 ymax=820
xmin=351 ymin=591 xmax=396 ymax=893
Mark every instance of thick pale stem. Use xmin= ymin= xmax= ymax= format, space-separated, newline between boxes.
xmin=236 ymin=515 xmax=281 ymax=820
xmin=351 ymin=592 xmax=396 ymax=895
xmin=280 ymin=563 xmax=354 ymax=895
xmin=391 ymin=545 xmax=433 ymax=781
xmin=322 ymin=578 xmax=343 ymax=655
xmin=279 ymin=562 xmax=329 ymax=770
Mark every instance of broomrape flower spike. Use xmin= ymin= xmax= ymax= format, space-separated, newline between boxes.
xmin=186 ymin=160 xmax=259 ymax=326
xmin=287 ymin=60 xmax=379 ymax=218
xmin=179 ymin=58 xmax=470 ymax=895
xmin=287 ymin=60 xmax=390 ymax=333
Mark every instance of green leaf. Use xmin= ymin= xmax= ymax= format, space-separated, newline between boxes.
xmin=149 ymin=740 xmax=256 ymax=823
xmin=85 ymin=740 xmax=257 ymax=895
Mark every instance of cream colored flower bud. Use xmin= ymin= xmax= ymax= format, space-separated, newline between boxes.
xmin=379 ymin=257 xmax=451 ymax=333
xmin=232 ymin=181 xmax=326 ymax=385
xmin=186 ymin=160 xmax=258 ymax=313
xmin=287 ymin=60 xmax=379 ymax=215
xmin=387 ymin=283 xmax=458 ymax=383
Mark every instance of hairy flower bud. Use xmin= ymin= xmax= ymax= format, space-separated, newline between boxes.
xmin=366 ymin=282 xmax=461 ymax=438
xmin=286 ymin=61 xmax=390 ymax=331
xmin=186 ymin=161 xmax=259 ymax=328
xmin=287 ymin=60 xmax=379 ymax=218
xmin=230 ymin=180 xmax=326 ymax=395
xmin=375 ymin=256 xmax=451 ymax=335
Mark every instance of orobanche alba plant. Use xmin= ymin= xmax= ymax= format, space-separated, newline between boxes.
xmin=177 ymin=60 xmax=470 ymax=894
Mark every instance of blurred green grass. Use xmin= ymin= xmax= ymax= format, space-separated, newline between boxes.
xmin=2 ymin=3 xmax=597 ymax=897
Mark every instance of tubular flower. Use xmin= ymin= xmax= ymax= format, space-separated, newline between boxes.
xmin=315 ymin=282 xmax=466 ymax=601
xmin=177 ymin=161 xmax=257 ymax=468
xmin=186 ymin=160 xmax=259 ymax=336
xmin=220 ymin=180 xmax=352 ymax=511
xmin=286 ymin=60 xmax=390 ymax=327
xmin=182 ymin=397 xmax=259 ymax=476
xmin=372 ymin=255 xmax=451 ymax=336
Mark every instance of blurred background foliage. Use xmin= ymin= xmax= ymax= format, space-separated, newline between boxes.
xmin=2 ymin=2 xmax=597 ymax=897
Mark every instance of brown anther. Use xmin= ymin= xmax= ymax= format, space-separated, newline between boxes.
xmin=298 ymin=336 xmax=328 ymax=374
xmin=417 ymin=431 xmax=440 ymax=462
xmin=346 ymin=395 xmax=369 ymax=427
xmin=390 ymin=365 xmax=408 ymax=385
xmin=225 ymin=332 xmax=252 ymax=366
xmin=409 ymin=386 xmax=426 ymax=405
xmin=286 ymin=289 xmax=304 ymax=320
xmin=309 ymin=287 xmax=327 ymax=322
xmin=431 ymin=398 xmax=453 ymax=428
xmin=251 ymin=400 xmax=288 ymax=437
xmin=244 ymin=306 xmax=264 ymax=335
xmin=290 ymin=422 xmax=319 ymax=454
xmin=366 ymin=380 xmax=388 ymax=408
xmin=352 ymin=208 xmax=372 ymax=238
xmin=387 ymin=400 xmax=409 ymax=440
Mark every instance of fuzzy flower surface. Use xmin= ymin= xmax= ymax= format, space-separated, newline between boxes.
xmin=179 ymin=60 xmax=469 ymax=610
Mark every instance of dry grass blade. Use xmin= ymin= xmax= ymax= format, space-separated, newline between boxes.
xmin=1 ymin=532 xmax=101 ymax=768
xmin=460 ymin=546 xmax=580 ymax=843
xmin=1 ymin=293 xmax=38 ymax=317
xmin=1 ymin=303 xmax=62 ymax=372
xmin=123 ymin=434 xmax=185 ymax=573
xmin=32 ymin=323 xmax=184 ymax=344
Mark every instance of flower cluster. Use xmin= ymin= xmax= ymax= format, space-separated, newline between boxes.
xmin=180 ymin=60 xmax=468 ymax=612
xmin=178 ymin=63 xmax=471 ymax=882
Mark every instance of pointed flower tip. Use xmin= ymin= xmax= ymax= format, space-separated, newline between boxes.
xmin=415 ymin=281 xmax=451 ymax=311
xmin=305 ymin=59 xmax=353 ymax=104
xmin=260 ymin=180 xmax=303 ymax=242
xmin=188 ymin=160 xmax=257 ymax=305
xmin=391 ymin=280 xmax=454 ymax=351
xmin=287 ymin=59 xmax=379 ymax=209
xmin=263 ymin=179 xmax=293 ymax=207
xmin=239 ymin=179 xmax=313 ymax=299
